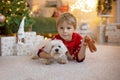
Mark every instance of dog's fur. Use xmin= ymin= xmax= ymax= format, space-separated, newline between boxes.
xmin=42 ymin=39 xmax=68 ymax=64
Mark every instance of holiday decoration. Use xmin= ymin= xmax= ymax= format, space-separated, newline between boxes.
xmin=17 ymin=17 xmax=26 ymax=45
xmin=97 ymin=0 xmax=113 ymax=15
xmin=0 ymin=13 xmax=6 ymax=22
xmin=102 ymin=0 xmax=112 ymax=14
xmin=79 ymin=22 xmax=91 ymax=37
xmin=97 ymin=0 xmax=102 ymax=15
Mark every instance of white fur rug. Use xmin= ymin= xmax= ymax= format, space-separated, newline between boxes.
xmin=0 ymin=45 xmax=120 ymax=80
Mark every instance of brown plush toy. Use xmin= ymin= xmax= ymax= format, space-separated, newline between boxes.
xmin=84 ymin=36 xmax=97 ymax=53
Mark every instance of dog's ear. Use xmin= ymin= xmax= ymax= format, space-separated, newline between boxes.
xmin=59 ymin=41 xmax=68 ymax=53
xmin=43 ymin=41 xmax=53 ymax=53
xmin=62 ymin=45 xmax=68 ymax=53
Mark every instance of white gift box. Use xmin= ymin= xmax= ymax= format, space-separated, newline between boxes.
xmin=105 ymin=24 xmax=120 ymax=43
xmin=0 ymin=32 xmax=44 ymax=56
xmin=0 ymin=36 xmax=16 ymax=56
xmin=16 ymin=32 xmax=36 ymax=56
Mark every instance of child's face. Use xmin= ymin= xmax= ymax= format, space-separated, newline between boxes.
xmin=57 ymin=21 xmax=75 ymax=41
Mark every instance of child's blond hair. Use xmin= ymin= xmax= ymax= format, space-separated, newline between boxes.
xmin=56 ymin=13 xmax=77 ymax=29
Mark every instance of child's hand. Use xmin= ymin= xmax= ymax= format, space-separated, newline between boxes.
xmin=84 ymin=36 xmax=97 ymax=53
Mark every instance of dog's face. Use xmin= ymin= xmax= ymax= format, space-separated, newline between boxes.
xmin=44 ymin=39 xmax=68 ymax=59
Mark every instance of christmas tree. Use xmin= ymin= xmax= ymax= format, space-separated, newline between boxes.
xmin=0 ymin=0 xmax=34 ymax=35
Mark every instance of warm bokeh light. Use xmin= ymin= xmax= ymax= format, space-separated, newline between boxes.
xmin=70 ymin=0 xmax=97 ymax=12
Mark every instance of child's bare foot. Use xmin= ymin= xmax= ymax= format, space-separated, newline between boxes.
xmin=84 ymin=36 xmax=97 ymax=53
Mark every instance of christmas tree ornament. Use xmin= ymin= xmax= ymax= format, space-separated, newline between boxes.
xmin=0 ymin=13 xmax=6 ymax=22
xmin=17 ymin=17 xmax=26 ymax=45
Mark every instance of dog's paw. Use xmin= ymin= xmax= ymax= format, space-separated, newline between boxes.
xmin=41 ymin=59 xmax=53 ymax=65
xmin=60 ymin=60 xmax=67 ymax=64
xmin=57 ymin=58 xmax=68 ymax=64
xmin=31 ymin=55 xmax=39 ymax=60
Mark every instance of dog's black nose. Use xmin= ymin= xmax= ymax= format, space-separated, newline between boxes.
xmin=55 ymin=49 xmax=59 ymax=52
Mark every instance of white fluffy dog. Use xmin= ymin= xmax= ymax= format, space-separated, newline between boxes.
xmin=42 ymin=39 xmax=68 ymax=64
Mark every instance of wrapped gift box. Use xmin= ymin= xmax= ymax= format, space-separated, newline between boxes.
xmin=0 ymin=32 xmax=44 ymax=56
xmin=16 ymin=32 xmax=37 ymax=56
xmin=105 ymin=24 xmax=120 ymax=43
xmin=0 ymin=37 xmax=16 ymax=56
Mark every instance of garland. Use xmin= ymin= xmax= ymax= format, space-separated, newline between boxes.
xmin=97 ymin=0 xmax=113 ymax=15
